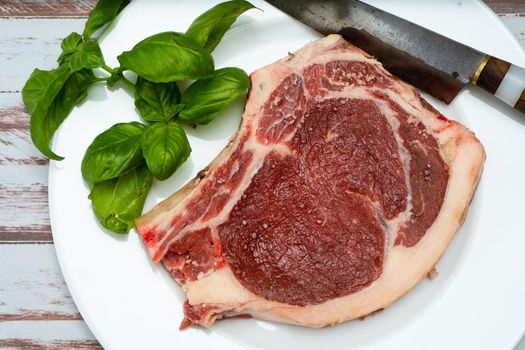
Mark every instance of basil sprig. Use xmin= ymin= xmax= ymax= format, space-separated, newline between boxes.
xmin=23 ymin=0 xmax=255 ymax=234
xmin=22 ymin=0 xmax=130 ymax=160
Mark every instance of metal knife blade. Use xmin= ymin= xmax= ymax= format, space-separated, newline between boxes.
xmin=265 ymin=0 xmax=488 ymax=104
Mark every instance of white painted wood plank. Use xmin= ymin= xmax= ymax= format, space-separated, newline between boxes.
xmin=0 ymin=165 xmax=50 ymax=242
xmin=499 ymin=15 xmax=525 ymax=49
xmin=0 ymin=92 xmax=45 ymax=164
xmin=0 ymin=245 xmax=99 ymax=346
xmin=0 ymin=0 xmax=94 ymax=17
xmin=0 ymin=321 xmax=96 ymax=341
xmin=0 ymin=85 xmax=52 ymax=241
xmin=0 ymin=91 xmax=51 ymax=241
xmin=0 ymin=245 xmax=80 ymax=319
xmin=0 ymin=322 xmax=99 ymax=349
xmin=0 ymin=18 xmax=84 ymax=91
xmin=486 ymin=0 xmax=525 ymax=14
xmin=0 ymin=91 xmax=49 ymax=241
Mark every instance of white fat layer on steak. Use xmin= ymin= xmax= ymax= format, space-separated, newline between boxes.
xmin=136 ymin=34 xmax=485 ymax=328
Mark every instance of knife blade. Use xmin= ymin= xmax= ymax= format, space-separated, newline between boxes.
xmin=266 ymin=0 xmax=525 ymax=114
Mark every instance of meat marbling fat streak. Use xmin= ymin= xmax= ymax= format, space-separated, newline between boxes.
xmin=136 ymin=34 xmax=485 ymax=328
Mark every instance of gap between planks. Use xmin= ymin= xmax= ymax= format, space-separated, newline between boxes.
xmin=0 ymin=92 xmax=51 ymax=243
xmin=0 ymin=0 xmax=95 ymax=17
xmin=0 ymin=311 xmax=82 ymax=321
xmin=0 ymin=339 xmax=102 ymax=350
xmin=485 ymin=0 xmax=525 ymax=14
xmin=0 ymin=0 xmax=522 ymax=17
xmin=0 ymin=162 xmax=51 ymax=243
xmin=0 ymin=245 xmax=98 ymax=345
xmin=0 ymin=177 xmax=52 ymax=243
xmin=0 ymin=245 xmax=80 ymax=314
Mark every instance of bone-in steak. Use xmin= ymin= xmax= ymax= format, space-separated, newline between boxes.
xmin=136 ymin=35 xmax=485 ymax=328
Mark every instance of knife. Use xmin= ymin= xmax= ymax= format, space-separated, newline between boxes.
xmin=266 ymin=0 xmax=525 ymax=114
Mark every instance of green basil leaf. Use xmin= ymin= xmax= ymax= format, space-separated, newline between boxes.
xmin=57 ymin=32 xmax=83 ymax=65
xmin=89 ymin=163 xmax=153 ymax=234
xmin=186 ymin=0 xmax=255 ymax=52
xmin=178 ymin=67 xmax=249 ymax=125
xmin=68 ymin=40 xmax=105 ymax=72
xmin=83 ymin=0 xmax=130 ymax=39
xmin=134 ymin=77 xmax=182 ymax=122
xmin=22 ymin=66 xmax=72 ymax=160
xmin=81 ymin=121 xmax=146 ymax=186
xmin=23 ymin=67 xmax=94 ymax=160
xmin=117 ymin=32 xmax=214 ymax=82
xmin=141 ymin=122 xmax=191 ymax=180
xmin=22 ymin=67 xmax=68 ymax=114
xmin=44 ymin=69 xmax=96 ymax=147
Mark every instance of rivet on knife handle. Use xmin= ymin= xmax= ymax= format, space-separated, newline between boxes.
xmin=471 ymin=55 xmax=525 ymax=113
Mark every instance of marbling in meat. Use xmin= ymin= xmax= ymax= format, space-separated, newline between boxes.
xmin=136 ymin=34 xmax=485 ymax=328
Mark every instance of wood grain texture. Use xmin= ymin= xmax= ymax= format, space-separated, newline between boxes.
xmin=0 ymin=36 xmax=55 ymax=243
xmin=0 ymin=0 xmax=95 ymax=17
xmin=514 ymin=88 xmax=525 ymax=113
xmin=476 ymin=56 xmax=512 ymax=94
xmin=0 ymin=312 xmax=82 ymax=321
xmin=0 ymin=94 xmax=47 ymax=165
xmin=0 ymin=245 xmax=81 ymax=319
xmin=0 ymin=321 xmax=99 ymax=349
xmin=0 ymin=164 xmax=51 ymax=242
xmin=0 ymin=94 xmax=51 ymax=242
xmin=0 ymin=339 xmax=101 ymax=350
xmin=0 ymin=246 xmax=97 ymax=346
xmin=0 ymin=0 xmax=522 ymax=17
xmin=0 ymin=92 xmax=51 ymax=242
xmin=485 ymin=0 xmax=525 ymax=14
xmin=499 ymin=15 xmax=525 ymax=48
xmin=0 ymin=19 xmax=84 ymax=91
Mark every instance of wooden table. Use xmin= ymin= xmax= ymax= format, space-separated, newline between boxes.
xmin=1 ymin=1 xmax=524 ymax=348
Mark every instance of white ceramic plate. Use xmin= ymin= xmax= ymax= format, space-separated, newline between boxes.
xmin=49 ymin=1 xmax=525 ymax=349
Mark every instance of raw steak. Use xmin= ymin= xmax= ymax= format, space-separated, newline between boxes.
xmin=136 ymin=34 xmax=485 ymax=328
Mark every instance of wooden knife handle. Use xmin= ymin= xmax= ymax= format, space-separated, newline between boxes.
xmin=471 ymin=56 xmax=525 ymax=114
